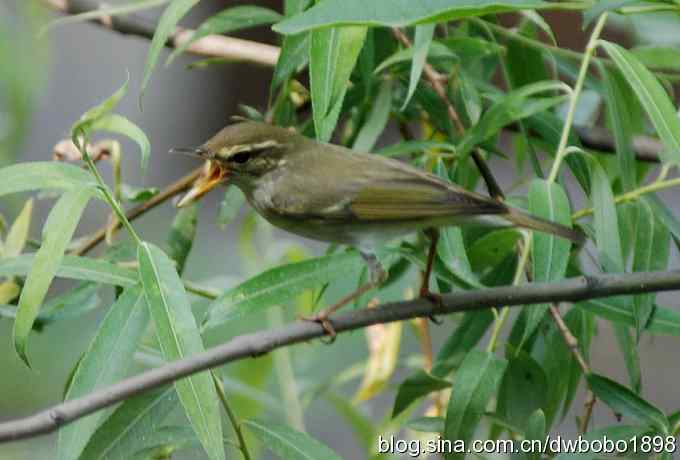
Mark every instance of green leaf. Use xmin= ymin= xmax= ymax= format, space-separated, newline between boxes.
xmin=121 ymin=184 xmax=159 ymax=203
xmin=272 ymin=33 xmax=310 ymax=90
xmin=203 ymin=251 xmax=363 ymax=330
xmin=90 ymin=114 xmax=151 ymax=174
xmin=402 ymin=24 xmax=435 ymax=110
xmin=632 ymin=200 xmax=670 ymax=337
xmin=168 ymin=5 xmax=282 ymax=64
xmin=140 ymin=0 xmax=199 ymax=101
xmin=468 ymin=228 xmax=521 ymax=275
xmin=310 ymin=25 xmax=367 ymax=141
xmin=431 ymin=310 xmax=494 ymax=377
xmin=496 ymin=351 xmax=548 ymax=431
xmin=81 ymin=387 xmax=179 ymax=460
xmin=587 ymin=373 xmax=669 ymax=432
xmin=3 ymin=198 xmax=33 ymax=259
xmin=600 ymin=40 xmax=680 ymax=169
xmin=392 ymin=370 xmax=452 ymax=418
xmin=33 ymin=283 xmax=101 ymax=327
xmin=407 ymin=416 xmax=444 ymax=433
xmin=352 ymin=79 xmax=392 ymax=152
xmin=73 ymin=77 xmax=129 ymax=138
xmin=13 ymin=188 xmax=93 ymax=365
xmin=457 ymin=81 xmax=568 ymax=158
xmin=580 ymin=298 xmax=680 ymax=337
xmin=444 ymin=350 xmax=507 ymax=460
xmin=244 ymin=419 xmax=342 ymax=460
xmin=0 ymin=254 xmax=137 ymax=286
xmin=137 ymin=242 xmax=224 ymax=460
xmin=524 ymin=410 xmax=546 ymax=460
xmin=612 ymin=324 xmax=641 ymax=394
xmin=57 ymin=287 xmax=149 ymax=460
xmin=274 ymin=0 xmax=569 ymax=34
xmin=589 ymin=159 xmax=624 ymax=273
xmin=603 ymin=67 xmax=637 ymax=192
xmin=166 ymin=204 xmax=197 ymax=275
xmin=0 ymin=162 xmax=98 ymax=198
xmin=324 ymin=391 xmax=374 ymax=452
xmin=522 ymin=179 xmax=572 ymax=347
xmin=631 ymin=45 xmax=680 ymax=71
xmin=374 ymin=41 xmax=457 ymax=75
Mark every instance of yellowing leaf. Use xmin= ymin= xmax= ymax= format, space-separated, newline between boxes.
xmin=3 ymin=199 xmax=33 ymax=259
xmin=353 ymin=316 xmax=402 ymax=402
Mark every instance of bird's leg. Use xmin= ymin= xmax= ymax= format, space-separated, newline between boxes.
xmin=420 ymin=228 xmax=444 ymax=319
xmin=302 ymin=251 xmax=387 ymax=341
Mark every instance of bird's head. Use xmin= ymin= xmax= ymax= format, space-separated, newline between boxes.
xmin=174 ymin=121 xmax=299 ymax=207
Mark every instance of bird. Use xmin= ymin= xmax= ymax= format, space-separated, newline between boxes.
xmin=174 ymin=120 xmax=584 ymax=336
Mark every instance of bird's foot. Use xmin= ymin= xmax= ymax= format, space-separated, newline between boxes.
xmin=420 ymin=288 xmax=444 ymax=325
xmin=299 ymin=311 xmax=337 ymax=344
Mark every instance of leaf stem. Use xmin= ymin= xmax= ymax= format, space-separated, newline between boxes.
xmin=573 ymin=176 xmax=680 ymax=219
xmin=486 ymin=233 xmax=532 ymax=353
xmin=76 ymin=138 xmax=142 ymax=246
xmin=547 ymin=13 xmax=609 ymax=183
xmin=211 ymin=372 xmax=252 ymax=460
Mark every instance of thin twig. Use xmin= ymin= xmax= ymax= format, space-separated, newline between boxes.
xmin=391 ymin=27 xmax=505 ymax=200
xmin=72 ymin=167 xmax=202 ymax=256
xmin=3 ymin=268 xmax=680 ymax=442
xmin=548 ymin=304 xmax=596 ymax=433
xmin=212 ymin=372 xmax=252 ymax=460
xmin=40 ymin=0 xmax=279 ymax=66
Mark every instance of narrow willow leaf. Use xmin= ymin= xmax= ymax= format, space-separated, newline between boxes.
xmin=431 ymin=310 xmax=494 ymax=377
xmin=457 ymin=81 xmax=568 ymax=158
xmin=497 ymin=351 xmax=548 ymax=430
xmin=274 ymin=0 xmax=564 ymax=34
xmin=525 ymin=410 xmax=546 ymax=460
xmin=272 ymin=33 xmax=310 ymax=90
xmin=244 ymin=420 xmax=342 ymax=460
xmin=203 ymin=251 xmax=363 ymax=330
xmin=587 ymin=373 xmax=669 ymax=432
xmin=138 ymin=242 xmax=224 ymax=460
xmin=631 ymin=46 xmax=680 ymax=71
xmin=402 ymin=24 xmax=435 ymax=110
xmin=352 ymin=79 xmax=392 ymax=152
xmin=632 ymin=200 xmax=670 ymax=337
xmin=57 ymin=287 xmax=149 ymax=460
xmin=603 ymin=68 xmax=637 ymax=191
xmin=0 ymin=162 xmax=98 ymax=198
xmin=140 ymin=0 xmax=199 ymax=101
xmin=310 ymin=25 xmax=367 ymax=141
xmin=589 ymin=159 xmax=624 ymax=273
xmin=90 ymin=114 xmax=151 ymax=174
xmin=35 ymin=283 xmax=101 ymax=326
xmin=13 ymin=188 xmax=93 ymax=365
xmin=523 ymin=179 xmax=572 ymax=347
xmin=0 ymin=254 xmax=137 ymax=287
xmin=392 ymin=370 xmax=451 ymax=418
xmin=612 ymin=324 xmax=641 ymax=393
xmin=580 ymin=299 xmax=680 ymax=337
xmin=73 ymin=77 xmax=129 ymax=137
xmin=600 ymin=40 xmax=680 ymax=168
xmin=374 ymin=41 xmax=457 ymax=75
xmin=3 ymin=198 xmax=33 ymax=259
xmin=169 ymin=6 xmax=282 ymax=63
xmin=166 ymin=204 xmax=197 ymax=275
xmin=407 ymin=416 xmax=444 ymax=433
xmin=81 ymin=387 xmax=178 ymax=460
xmin=444 ymin=350 xmax=507 ymax=460
xmin=354 ymin=321 xmax=402 ymax=403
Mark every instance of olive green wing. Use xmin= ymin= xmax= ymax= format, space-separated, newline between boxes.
xmin=348 ymin=177 xmax=506 ymax=221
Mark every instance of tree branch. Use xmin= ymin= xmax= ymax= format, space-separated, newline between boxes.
xmin=2 ymin=269 xmax=680 ymax=442
xmin=41 ymin=0 xmax=279 ymax=67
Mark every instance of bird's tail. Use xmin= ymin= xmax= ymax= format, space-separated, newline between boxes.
xmin=504 ymin=208 xmax=585 ymax=245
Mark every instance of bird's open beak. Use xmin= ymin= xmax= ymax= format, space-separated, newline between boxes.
xmin=177 ymin=159 xmax=230 ymax=207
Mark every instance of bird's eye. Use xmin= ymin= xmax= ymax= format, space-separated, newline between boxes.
xmin=231 ymin=152 xmax=251 ymax=164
